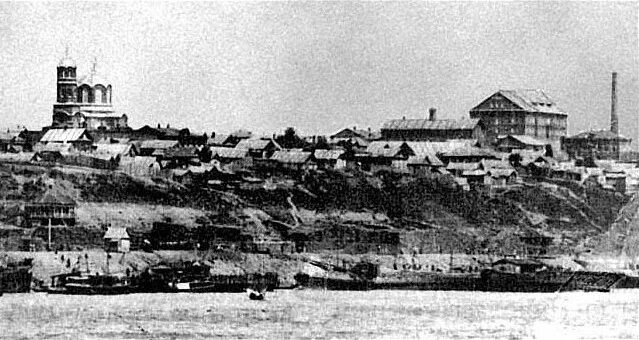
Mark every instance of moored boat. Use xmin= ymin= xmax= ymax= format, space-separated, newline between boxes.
xmin=46 ymin=272 xmax=135 ymax=295
xmin=247 ymin=288 xmax=265 ymax=300
xmin=1 ymin=258 xmax=34 ymax=293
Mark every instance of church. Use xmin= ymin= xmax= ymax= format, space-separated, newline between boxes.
xmin=52 ymin=50 xmax=128 ymax=131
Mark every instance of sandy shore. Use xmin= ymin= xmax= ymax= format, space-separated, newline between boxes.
xmin=3 ymin=249 xmax=613 ymax=288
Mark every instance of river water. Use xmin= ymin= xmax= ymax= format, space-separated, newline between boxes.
xmin=1 ymin=289 xmax=638 ymax=339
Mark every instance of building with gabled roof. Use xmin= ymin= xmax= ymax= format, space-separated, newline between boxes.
xmin=495 ymin=135 xmax=549 ymax=153
xmin=104 ymin=226 xmax=130 ymax=253
xmin=313 ymin=149 xmax=347 ymax=170
xmin=38 ymin=128 xmax=93 ymax=152
xmin=470 ymin=89 xmax=568 ymax=146
xmin=138 ymin=139 xmax=179 ymax=156
xmin=269 ymin=150 xmax=315 ymax=171
xmin=24 ymin=190 xmax=77 ymax=227
xmin=0 ymin=129 xmax=26 ymax=153
xmin=382 ymin=108 xmax=484 ymax=144
xmin=235 ymin=138 xmax=281 ymax=159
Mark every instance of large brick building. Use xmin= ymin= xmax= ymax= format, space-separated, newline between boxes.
xmin=561 ymin=130 xmax=631 ymax=161
xmin=52 ymin=50 xmax=128 ymax=131
xmin=469 ymin=89 xmax=568 ymax=147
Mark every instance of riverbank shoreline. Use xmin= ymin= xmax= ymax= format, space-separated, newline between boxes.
xmin=3 ymin=249 xmax=630 ymax=289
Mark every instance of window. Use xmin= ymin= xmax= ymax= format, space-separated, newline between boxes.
xmin=82 ymin=88 xmax=88 ymax=102
xmin=94 ymin=88 xmax=102 ymax=103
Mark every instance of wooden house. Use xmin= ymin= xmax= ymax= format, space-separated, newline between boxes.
xmin=439 ymin=146 xmax=498 ymax=164
xmin=329 ymin=127 xmax=380 ymax=149
xmin=269 ymin=150 xmax=316 ymax=172
xmin=407 ymin=154 xmax=444 ymax=176
xmin=104 ymin=227 xmax=130 ymax=253
xmin=38 ymin=128 xmax=93 ymax=152
xmin=361 ymin=141 xmax=415 ymax=172
xmin=24 ymin=190 xmax=76 ymax=227
xmin=138 ymin=139 xmax=179 ymax=157
xmin=0 ymin=130 xmax=26 ymax=153
xmin=157 ymin=146 xmax=199 ymax=168
xmin=313 ymin=149 xmax=347 ymax=170
xmin=210 ymin=147 xmax=250 ymax=168
xmin=235 ymin=138 xmax=281 ymax=159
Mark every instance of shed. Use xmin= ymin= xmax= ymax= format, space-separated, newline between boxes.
xmin=235 ymin=138 xmax=281 ymax=159
xmin=270 ymin=150 xmax=316 ymax=171
xmin=313 ymin=149 xmax=347 ymax=169
xmin=138 ymin=139 xmax=179 ymax=156
xmin=104 ymin=227 xmax=130 ymax=253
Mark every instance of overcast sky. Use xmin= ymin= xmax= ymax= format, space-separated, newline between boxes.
xmin=0 ymin=2 xmax=637 ymax=143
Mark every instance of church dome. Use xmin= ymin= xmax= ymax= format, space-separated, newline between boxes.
xmin=78 ymin=59 xmax=110 ymax=86
xmin=58 ymin=56 xmax=76 ymax=68
xmin=78 ymin=72 xmax=110 ymax=87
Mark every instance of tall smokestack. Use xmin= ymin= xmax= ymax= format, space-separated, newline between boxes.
xmin=611 ymin=72 xmax=618 ymax=135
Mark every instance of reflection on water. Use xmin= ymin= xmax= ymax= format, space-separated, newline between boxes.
xmin=1 ymin=289 xmax=638 ymax=339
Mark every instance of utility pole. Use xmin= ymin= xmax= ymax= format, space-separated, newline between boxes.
xmin=48 ymin=218 xmax=52 ymax=251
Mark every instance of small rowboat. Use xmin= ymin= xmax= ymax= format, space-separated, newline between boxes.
xmin=247 ymin=288 xmax=265 ymax=300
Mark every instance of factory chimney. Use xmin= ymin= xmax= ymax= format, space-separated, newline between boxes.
xmin=428 ymin=108 xmax=437 ymax=121
xmin=611 ymin=72 xmax=618 ymax=135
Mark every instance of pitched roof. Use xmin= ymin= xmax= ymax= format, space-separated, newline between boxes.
xmin=462 ymin=169 xmax=487 ymax=176
xmin=330 ymin=127 xmax=380 ymax=140
xmin=567 ymin=130 xmax=631 ymax=141
xmin=34 ymin=143 xmax=73 ymax=154
xmin=94 ymin=143 xmax=134 ymax=156
xmin=488 ymin=168 xmax=517 ymax=178
xmin=382 ymin=118 xmax=480 ymax=131
xmin=446 ymin=162 xmax=482 ymax=171
xmin=314 ymin=149 xmax=345 ymax=160
xmin=330 ymin=136 xmax=371 ymax=147
xmin=0 ymin=131 xmax=24 ymax=142
xmin=210 ymin=147 xmax=248 ymax=159
xmin=481 ymin=159 xmax=514 ymax=170
xmin=406 ymin=141 xmax=476 ymax=158
xmin=36 ymin=190 xmax=76 ymax=205
xmin=104 ymin=227 xmax=129 ymax=239
xmin=483 ymin=89 xmax=566 ymax=115
xmin=163 ymin=147 xmax=198 ymax=158
xmin=235 ymin=138 xmax=280 ymax=151
xmin=40 ymin=129 xmax=91 ymax=143
xmin=139 ymin=139 xmax=179 ymax=150
xmin=365 ymin=141 xmax=410 ymax=158
xmin=207 ymin=134 xmax=232 ymax=146
xmin=407 ymin=154 xmax=444 ymax=166
xmin=497 ymin=135 xmax=548 ymax=147
xmin=270 ymin=150 xmax=313 ymax=164
xmin=441 ymin=146 xmax=496 ymax=158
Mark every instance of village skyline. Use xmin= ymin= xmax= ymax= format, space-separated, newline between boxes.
xmin=0 ymin=2 xmax=637 ymax=145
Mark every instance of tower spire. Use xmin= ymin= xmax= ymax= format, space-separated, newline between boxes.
xmin=91 ymin=56 xmax=98 ymax=74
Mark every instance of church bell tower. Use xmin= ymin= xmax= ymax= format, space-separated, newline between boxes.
xmin=56 ymin=47 xmax=77 ymax=105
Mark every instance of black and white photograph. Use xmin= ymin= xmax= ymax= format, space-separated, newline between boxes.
xmin=0 ymin=1 xmax=638 ymax=339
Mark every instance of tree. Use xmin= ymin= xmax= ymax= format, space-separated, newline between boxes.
xmin=276 ymin=127 xmax=305 ymax=149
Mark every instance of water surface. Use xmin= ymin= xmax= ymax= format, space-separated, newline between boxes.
xmin=1 ymin=289 xmax=637 ymax=339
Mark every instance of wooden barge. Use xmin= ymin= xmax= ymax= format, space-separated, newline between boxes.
xmin=1 ymin=258 xmax=34 ymax=294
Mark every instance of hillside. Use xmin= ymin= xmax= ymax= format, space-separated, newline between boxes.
xmin=0 ymin=163 xmax=630 ymax=255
